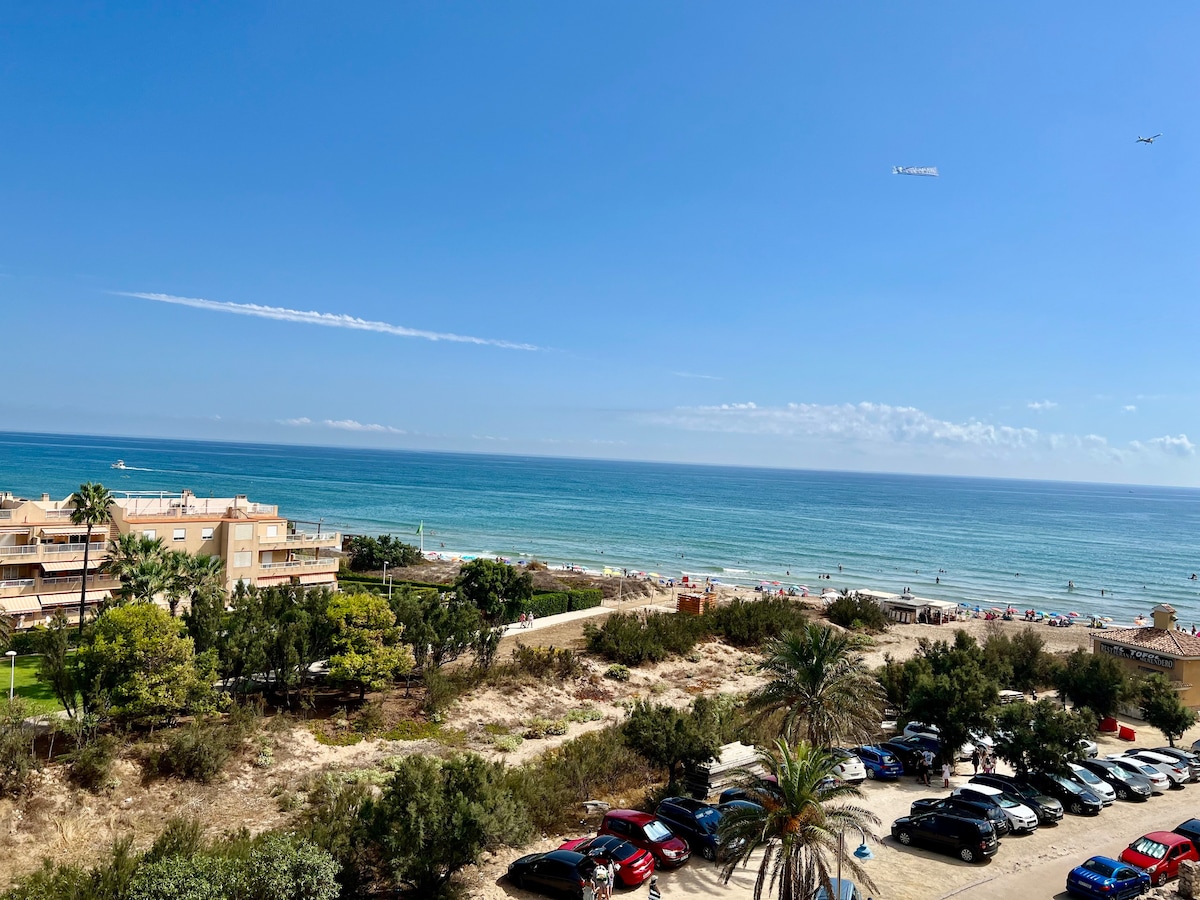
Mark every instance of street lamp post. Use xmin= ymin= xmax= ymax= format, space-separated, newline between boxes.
xmin=835 ymin=822 xmax=874 ymax=895
xmin=5 ymin=650 xmax=16 ymax=702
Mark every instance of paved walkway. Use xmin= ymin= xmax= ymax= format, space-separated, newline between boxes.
xmin=499 ymin=593 xmax=678 ymax=638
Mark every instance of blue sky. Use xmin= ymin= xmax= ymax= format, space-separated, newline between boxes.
xmin=2 ymin=3 xmax=1198 ymax=484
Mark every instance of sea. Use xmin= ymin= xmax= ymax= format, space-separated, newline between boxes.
xmin=1 ymin=431 xmax=1198 ymax=627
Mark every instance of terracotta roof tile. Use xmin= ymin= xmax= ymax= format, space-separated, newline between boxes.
xmin=1092 ymin=627 xmax=1200 ymax=658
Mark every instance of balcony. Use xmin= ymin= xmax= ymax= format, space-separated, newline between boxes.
xmin=43 ymin=510 xmax=75 ymax=520
xmin=0 ymin=544 xmax=39 ymax=557
xmin=259 ymin=531 xmax=341 ymax=546
xmin=258 ymin=558 xmax=340 ymax=571
xmin=0 ymin=543 xmax=107 ymax=563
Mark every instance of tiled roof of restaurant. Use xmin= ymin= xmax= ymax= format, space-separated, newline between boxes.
xmin=1093 ymin=627 xmax=1200 ymax=658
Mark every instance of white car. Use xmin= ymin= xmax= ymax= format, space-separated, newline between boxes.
xmin=953 ymin=784 xmax=1039 ymax=833
xmin=1077 ymin=739 xmax=1099 ymax=759
xmin=830 ymin=749 xmax=867 ymax=784
xmin=1068 ymin=762 xmax=1115 ymax=805
xmin=1104 ymin=754 xmax=1170 ymax=791
xmin=1123 ymin=750 xmax=1188 ymax=787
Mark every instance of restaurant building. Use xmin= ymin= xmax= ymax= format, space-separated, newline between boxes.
xmin=1090 ymin=604 xmax=1200 ymax=711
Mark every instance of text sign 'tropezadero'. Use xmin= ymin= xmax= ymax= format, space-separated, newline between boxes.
xmin=1098 ymin=642 xmax=1176 ymax=669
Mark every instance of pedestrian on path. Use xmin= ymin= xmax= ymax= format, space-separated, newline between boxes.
xmin=942 ymin=761 xmax=952 ymax=788
xmin=518 ymin=612 xmax=527 ymax=628
xmin=648 ymin=875 xmax=662 ymax=900
xmin=971 ymin=747 xmax=980 ymax=775
xmin=527 ymin=611 xmax=535 ymax=628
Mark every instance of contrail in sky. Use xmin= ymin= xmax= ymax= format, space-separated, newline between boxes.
xmin=114 ymin=291 xmax=541 ymax=351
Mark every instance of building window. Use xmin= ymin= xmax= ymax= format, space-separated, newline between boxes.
xmin=201 ymin=527 xmax=214 ymax=541
xmin=233 ymin=551 xmax=252 ymax=569
xmin=142 ymin=530 xmax=156 ymax=540
xmin=172 ymin=528 xmax=186 ymax=542
xmin=265 ymin=525 xmax=278 ymax=538
xmin=234 ymin=524 xmax=253 ymax=541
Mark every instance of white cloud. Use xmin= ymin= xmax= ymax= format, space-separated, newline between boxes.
xmin=279 ymin=417 xmax=405 ymax=434
xmin=1027 ymin=400 xmax=1057 ymax=411
xmin=1137 ymin=434 xmax=1196 ymax=457
xmin=1123 ymin=405 xmax=1137 ymax=413
xmin=116 ymin=292 xmax=541 ymax=351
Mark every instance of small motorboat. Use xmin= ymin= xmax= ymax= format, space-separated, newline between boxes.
xmin=111 ymin=460 xmax=126 ymax=470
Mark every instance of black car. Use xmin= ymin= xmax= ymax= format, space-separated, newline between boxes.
xmin=891 ymin=812 xmax=1000 ymax=863
xmin=910 ymin=796 xmax=1011 ymax=836
xmin=656 ymin=796 xmax=722 ymax=861
xmin=508 ymin=850 xmax=594 ymax=899
xmin=1020 ymin=772 xmax=1103 ymax=816
xmin=1078 ymin=758 xmax=1153 ymax=802
xmin=880 ymin=735 xmax=941 ymax=774
xmin=1174 ymin=819 xmax=1200 ymax=849
xmin=970 ymin=774 xmax=1064 ymax=824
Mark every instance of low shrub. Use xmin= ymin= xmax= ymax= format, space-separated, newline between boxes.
xmin=522 ymin=593 xmax=569 ymax=619
xmin=509 ymin=644 xmax=583 ymax=680
xmin=584 ymin=612 xmax=707 ymax=666
xmin=0 ymin=701 xmax=38 ymax=798
xmin=604 ymin=664 xmax=630 ymax=682
xmin=523 ymin=717 xmax=568 ymax=739
xmin=152 ymin=718 xmax=239 ymax=783
xmin=564 ymin=706 xmax=603 ymax=724
xmin=492 ymin=734 xmax=523 ymax=753
xmin=567 ymin=589 xmax=603 ymax=612
xmin=68 ymin=735 xmax=119 ymax=793
xmin=706 ymin=596 xmax=812 ymax=646
xmin=825 ymin=595 xmax=889 ymax=632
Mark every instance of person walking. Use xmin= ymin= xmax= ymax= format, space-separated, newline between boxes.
xmin=942 ymin=761 xmax=952 ymax=788
xmin=921 ymin=748 xmax=934 ymax=786
xmin=971 ymin=747 xmax=980 ymax=776
xmin=647 ymin=875 xmax=662 ymax=900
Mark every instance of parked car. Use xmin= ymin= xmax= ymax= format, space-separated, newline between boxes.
xmin=508 ymin=850 xmax=596 ymax=899
xmin=829 ymin=749 xmax=867 ymax=784
xmin=1104 ymin=755 xmax=1170 ymax=792
xmin=1020 ymin=772 xmax=1103 ymax=816
xmin=879 ymin=737 xmax=931 ymax=774
xmin=1173 ymin=819 xmax=1200 ymax=849
xmin=1066 ymin=762 xmax=1116 ymax=805
xmin=890 ymin=812 xmax=1000 ymax=863
xmin=557 ymin=835 xmax=655 ymax=887
xmin=599 ymin=810 xmax=690 ymax=868
xmin=655 ymin=797 xmax=722 ymax=861
xmin=849 ymin=745 xmax=905 ymax=780
xmin=1119 ymin=831 xmax=1199 ymax=886
xmin=910 ymin=795 xmax=1011 ymax=836
xmin=952 ymin=785 xmax=1038 ymax=833
xmin=970 ymin=774 xmax=1063 ymax=825
xmin=1077 ymin=739 xmax=1099 ymax=759
xmin=1065 ymin=855 xmax=1151 ymax=899
xmin=1078 ymin=759 xmax=1153 ymax=802
xmin=1121 ymin=749 xmax=1190 ymax=787
xmin=1153 ymin=747 xmax=1200 ymax=780
xmin=900 ymin=723 xmax=974 ymax=760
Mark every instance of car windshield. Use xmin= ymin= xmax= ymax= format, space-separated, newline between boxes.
xmin=1130 ymin=837 xmax=1168 ymax=860
xmin=1135 ymin=764 xmax=1160 ymax=777
xmin=1072 ymin=766 xmax=1101 ymax=785
xmin=695 ymin=808 xmax=721 ymax=833
xmin=606 ymin=841 xmax=637 ymax=862
xmin=643 ymin=820 xmax=673 ymax=842
xmin=1056 ymin=777 xmax=1082 ymax=794
xmin=995 ymin=795 xmax=1018 ymax=809
xmin=1082 ymin=859 xmax=1116 ymax=877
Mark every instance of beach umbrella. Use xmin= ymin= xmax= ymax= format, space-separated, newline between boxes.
xmin=959 ymin=602 xmax=971 ymax=608
xmin=1102 ymin=616 xmax=1113 ymax=622
xmin=1049 ymin=612 xmax=1061 ymax=618
xmin=1068 ymin=611 xmax=1080 ymax=617
xmin=1037 ymin=611 xmax=1047 ymax=617
xmin=990 ymin=607 xmax=1003 ymax=612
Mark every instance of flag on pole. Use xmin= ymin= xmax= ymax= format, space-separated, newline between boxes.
xmin=415 ymin=521 xmax=423 ymax=535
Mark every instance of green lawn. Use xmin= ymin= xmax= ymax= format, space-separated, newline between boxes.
xmin=8 ymin=655 xmax=65 ymax=715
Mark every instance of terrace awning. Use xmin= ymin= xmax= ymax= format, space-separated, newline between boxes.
xmin=38 ymin=525 xmax=97 ymax=536
xmin=39 ymin=559 xmax=100 ymax=573
xmin=0 ymin=596 xmax=42 ymax=615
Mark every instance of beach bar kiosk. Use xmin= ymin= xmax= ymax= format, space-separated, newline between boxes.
xmin=1091 ymin=604 xmax=1200 ymax=711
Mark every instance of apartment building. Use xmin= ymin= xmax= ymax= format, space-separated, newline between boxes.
xmin=0 ymin=489 xmax=340 ymax=627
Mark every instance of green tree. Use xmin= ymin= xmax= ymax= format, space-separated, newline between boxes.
xmin=747 ymin=624 xmax=884 ymax=748
xmin=391 ymin=587 xmax=482 ymax=670
xmin=623 ymin=698 xmax=721 ymax=788
xmin=78 ymin=603 xmax=217 ymax=723
xmin=346 ymin=534 xmax=423 ymax=572
xmin=182 ymin=556 xmax=227 ymax=655
xmin=905 ymin=632 xmax=999 ymax=764
xmin=992 ymin=700 xmax=1096 ymax=776
xmin=454 ymin=559 xmax=533 ymax=625
xmin=1056 ymin=649 xmax=1132 ymax=719
xmin=68 ymin=482 xmax=114 ymax=635
xmin=982 ymin=627 xmax=1058 ymax=693
xmin=369 ymin=753 xmax=531 ymax=898
xmin=876 ymin=652 xmax=932 ymax=711
xmin=1140 ymin=674 xmax=1197 ymax=747
xmin=718 ymin=741 xmax=880 ymax=900
xmin=326 ymin=593 xmax=414 ymax=700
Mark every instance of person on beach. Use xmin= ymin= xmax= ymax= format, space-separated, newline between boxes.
xmin=942 ymin=761 xmax=952 ymax=788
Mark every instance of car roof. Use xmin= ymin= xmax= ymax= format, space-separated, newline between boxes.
xmin=544 ymin=849 xmax=588 ymax=864
xmin=606 ymin=809 xmax=655 ymax=825
xmin=960 ymin=784 xmax=1001 ymax=796
xmin=1142 ymin=831 xmax=1189 ymax=845
xmin=661 ymin=797 xmax=710 ymax=812
xmin=1082 ymin=855 xmax=1127 ymax=868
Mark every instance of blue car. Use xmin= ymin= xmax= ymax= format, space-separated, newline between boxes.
xmin=849 ymin=745 xmax=904 ymax=780
xmin=1066 ymin=856 xmax=1150 ymax=899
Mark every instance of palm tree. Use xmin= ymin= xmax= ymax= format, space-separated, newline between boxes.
xmin=68 ymin=482 xmax=114 ymax=634
xmin=718 ymin=741 xmax=880 ymax=900
xmin=117 ymin=555 xmax=170 ymax=605
xmin=105 ymin=532 xmax=166 ymax=581
xmin=747 ymin=623 xmax=884 ymax=748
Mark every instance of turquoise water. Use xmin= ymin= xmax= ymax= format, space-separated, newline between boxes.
xmin=2 ymin=431 xmax=1198 ymax=625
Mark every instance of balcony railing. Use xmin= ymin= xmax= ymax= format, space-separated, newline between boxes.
xmin=0 ymin=510 xmax=11 ymax=519
xmin=0 ymin=579 xmax=35 ymax=589
xmin=43 ymin=510 xmax=75 ymax=520
xmin=42 ymin=543 xmax=106 ymax=555
xmin=40 ymin=575 xmax=118 ymax=587
xmin=0 ymin=544 xmax=39 ymax=556
xmin=260 ymin=531 xmax=340 ymax=545
xmin=259 ymin=558 xmax=339 ymax=570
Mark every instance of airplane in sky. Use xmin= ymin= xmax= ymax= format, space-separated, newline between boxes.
xmin=1136 ymin=133 xmax=1163 ymax=144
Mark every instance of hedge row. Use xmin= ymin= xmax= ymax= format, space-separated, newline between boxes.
xmin=515 ymin=589 xmax=604 ymax=622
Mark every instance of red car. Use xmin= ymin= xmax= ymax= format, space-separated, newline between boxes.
xmin=557 ymin=834 xmax=655 ymax=886
xmin=599 ymin=810 xmax=690 ymax=868
xmin=1120 ymin=831 xmax=1199 ymax=886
